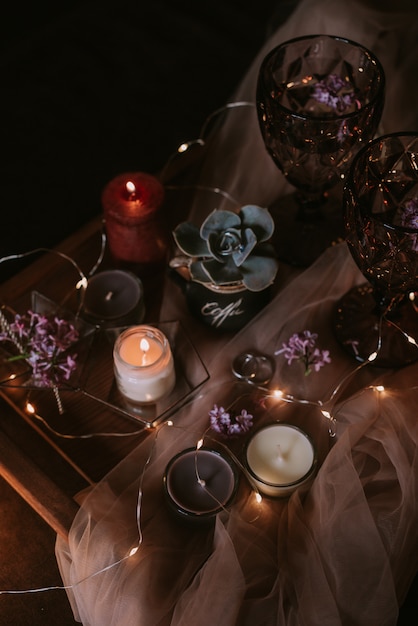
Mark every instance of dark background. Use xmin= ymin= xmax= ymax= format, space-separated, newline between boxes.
xmin=0 ymin=0 xmax=297 ymax=281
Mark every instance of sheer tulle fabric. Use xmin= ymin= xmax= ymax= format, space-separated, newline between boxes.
xmin=56 ymin=1 xmax=418 ymax=624
xmin=56 ymin=243 xmax=418 ymax=625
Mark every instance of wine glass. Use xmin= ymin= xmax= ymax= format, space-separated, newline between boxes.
xmin=256 ymin=34 xmax=385 ymax=267
xmin=334 ymin=133 xmax=418 ymax=369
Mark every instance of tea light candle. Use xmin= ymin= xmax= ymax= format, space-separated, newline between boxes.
xmin=82 ymin=270 xmax=145 ymax=327
xmin=102 ymin=171 xmax=169 ymax=273
xmin=245 ymin=423 xmax=317 ymax=497
xmin=113 ymin=325 xmax=175 ymax=403
xmin=163 ymin=447 xmax=238 ymax=522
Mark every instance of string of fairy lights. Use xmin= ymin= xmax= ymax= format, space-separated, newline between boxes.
xmin=0 ymin=101 xmax=417 ymax=598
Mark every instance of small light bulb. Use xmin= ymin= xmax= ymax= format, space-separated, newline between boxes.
xmin=76 ymin=277 xmax=88 ymax=290
xmin=26 ymin=402 xmax=35 ymax=414
xmin=255 ymin=492 xmax=262 ymax=504
xmin=196 ymin=438 xmax=204 ymax=450
xmin=406 ymin=334 xmax=417 ymax=346
xmin=374 ymin=385 xmax=385 ymax=393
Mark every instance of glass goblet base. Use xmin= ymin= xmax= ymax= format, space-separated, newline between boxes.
xmin=269 ymin=191 xmax=345 ymax=267
xmin=334 ymin=284 xmax=418 ymax=369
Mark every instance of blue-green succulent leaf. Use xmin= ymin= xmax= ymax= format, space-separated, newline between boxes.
xmin=200 ymin=210 xmax=241 ymax=239
xmin=232 ymin=228 xmax=257 ymax=266
xmin=189 ymin=260 xmax=213 ymax=284
xmin=173 ymin=222 xmax=210 ymax=257
xmin=240 ymin=253 xmax=279 ymax=291
xmin=240 ymin=205 xmax=275 ymax=242
xmin=202 ymin=258 xmax=243 ymax=285
xmin=207 ymin=228 xmax=242 ymax=261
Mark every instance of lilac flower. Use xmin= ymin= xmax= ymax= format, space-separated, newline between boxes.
xmin=395 ymin=198 xmax=418 ymax=252
xmin=0 ymin=310 xmax=79 ymax=388
xmin=275 ymin=330 xmax=331 ymax=376
xmin=401 ymin=199 xmax=418 ymax=230
xmin=209 ymin=404 xmax=254 ymax=438
xmin=311 ymin=74 xmax=358 ymax=113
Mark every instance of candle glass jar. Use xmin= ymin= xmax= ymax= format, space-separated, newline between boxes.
xmin=163 ymin=447 xmax=239 ymax=524
xmin=244 ymin=423 xmax=317 ymax=498
xmin=113 ymin=325 xmax=175 ymax=404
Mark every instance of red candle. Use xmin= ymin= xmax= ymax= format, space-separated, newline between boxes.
xmin=102 ymin=171 xmax=169 ymax=275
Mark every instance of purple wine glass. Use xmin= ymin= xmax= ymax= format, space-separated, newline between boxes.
xmin=334 ymin=133 xmax=418 ymax=368
xmin=257 ymin=34 xmax=385 ymax=266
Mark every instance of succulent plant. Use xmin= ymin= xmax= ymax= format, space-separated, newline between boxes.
xmin=172 ymin=205 xmax=278 ymax=292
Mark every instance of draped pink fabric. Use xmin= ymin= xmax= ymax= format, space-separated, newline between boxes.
xmin=56 ymin=1 xmax=418 ymax=624
xmin=56 ymin=242 xmax=418 ymax=625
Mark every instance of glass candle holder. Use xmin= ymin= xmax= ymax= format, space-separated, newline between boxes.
xmin=113 ymin=325 xmax=175 ymax=404
xmin=163 ymin=447 xmax=239 ymax=524
xmin=244 ymin=423 xmax=317 ymax=498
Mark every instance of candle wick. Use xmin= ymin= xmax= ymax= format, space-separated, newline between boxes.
xmin=104 ymin=291 xmax=114 ymax=301
xmin=139 ymin=338 xmax=150 ymax=366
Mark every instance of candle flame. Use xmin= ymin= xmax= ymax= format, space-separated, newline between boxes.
xmin=140 ymin=338 xmax=149 ymax=352
xmin=140 ymin=338 xmax=150 ymax=365
xmin=126 ymin=181 xmax=136 ymax=194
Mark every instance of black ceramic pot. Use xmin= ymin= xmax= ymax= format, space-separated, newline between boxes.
xmin=184 ymin=281 xmax=271 ymax=332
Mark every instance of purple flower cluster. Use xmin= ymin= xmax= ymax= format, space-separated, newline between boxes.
xmin=0 ymin=310 xmax=79 ymax=387
xmin=275 ymin=330 xmax=331 ymax=376
xmin=312 ymin=74 xmax=358 ymax=113
xmin=209 ymin=404 xmax=254 ymax=438
xmin=394 ymin=198 xmax=418 ymax=251
xmin=402 ymin=199 xmax=418 ymax=229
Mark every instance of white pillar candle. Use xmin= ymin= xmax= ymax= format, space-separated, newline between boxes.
xmin=113 ymin=325 xmax=175 ymax=404
xmin=245 ymin=423 xmax=317 ymax=497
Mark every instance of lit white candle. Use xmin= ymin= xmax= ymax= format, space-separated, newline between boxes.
xmin=113 ymin=325 xmax=175 ymax=404
xmin=245 ymin=423 xmax=317 ymax=497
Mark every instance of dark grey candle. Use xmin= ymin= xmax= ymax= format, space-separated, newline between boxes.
xmin=82 ymin=270 xmax=145 ymax=328
xmin=163 ymin=447 xmax=238 ymax=521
